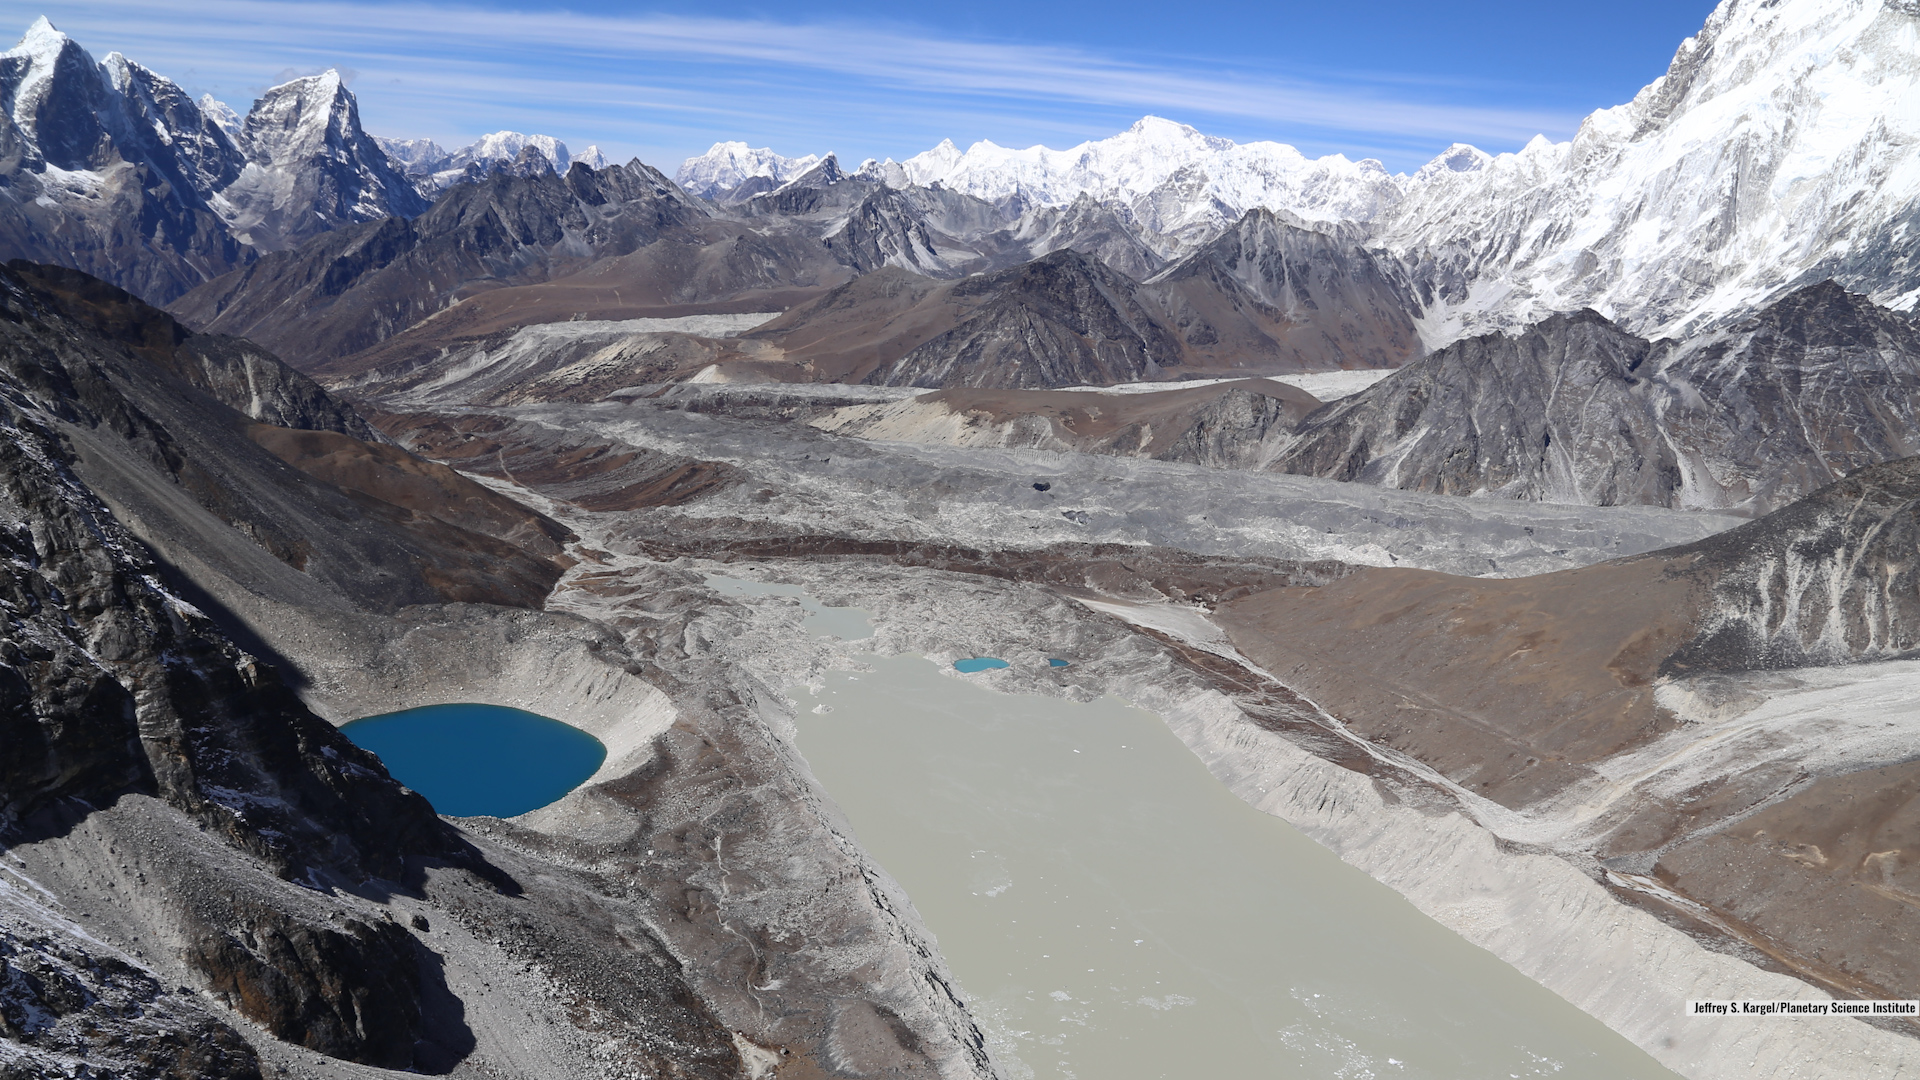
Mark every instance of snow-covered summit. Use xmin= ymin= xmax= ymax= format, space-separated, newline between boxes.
xmin=856 ymin=116 xmax=1403 ymax=239
xmin=198 ymin=93 xmax=241 ymax=135
xmin=1378 ymin=0 xmax=1920 ymax=343
xmin=452 ymin=131 xmax=571 ymax=172
xmin=375 ymin=129 xmax=588 ymax=192
xmin=675 ymin=141 xmax=822 ymax=198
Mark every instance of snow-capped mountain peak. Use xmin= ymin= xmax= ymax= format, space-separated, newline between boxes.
xmin=1381 ymin=0 xmax=1920 ymax=345
xmin=453 ymin=130 xmax=570 ymax=172
xmin=222 ymin=67 xmax=426 ymax=248
xmin=675 ymin=141 xmax=822 ymax=198
xmin=877 ymin=115 xmax=1403 ymax=237
xmin=8 ymin=14 xmax=67 ymax=62
xmin=198 ymin=92 xmax=241 ymax=135
xmin=1412 ymin=143 xmax=1492 ymax=183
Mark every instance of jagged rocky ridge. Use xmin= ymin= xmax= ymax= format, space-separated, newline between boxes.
xmin=171 ymin=162 xmax=717 ymax=369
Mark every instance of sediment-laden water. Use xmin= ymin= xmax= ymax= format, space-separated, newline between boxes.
xmin=792 ymin=654 xmax=1681 ymax=1080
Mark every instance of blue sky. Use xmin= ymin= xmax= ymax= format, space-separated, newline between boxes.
xmin=7 ymin=1 xmax=1721 ymax=173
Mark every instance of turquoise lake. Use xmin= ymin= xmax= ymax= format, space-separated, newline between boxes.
xmin=953 ymin=657 xmax=1011 ymax=672
xmin=341 ymin=703 xmax=606 ymax=818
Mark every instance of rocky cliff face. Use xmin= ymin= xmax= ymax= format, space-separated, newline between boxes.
xmin=0 ymin=269 xmax=506 ymax=1068
xmin=1270 ymin=282 xmax=1920 ymax=513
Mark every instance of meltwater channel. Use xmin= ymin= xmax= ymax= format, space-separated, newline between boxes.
xmin=706 ymin=577 xmax=1680 ymax=1080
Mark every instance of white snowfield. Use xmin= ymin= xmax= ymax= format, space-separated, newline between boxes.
xmin=678 ymin=0 xmax=1920 ymax=349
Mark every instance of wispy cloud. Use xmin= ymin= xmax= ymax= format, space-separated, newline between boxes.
xmin=1 ymin=0 xmax=1582 ymax=171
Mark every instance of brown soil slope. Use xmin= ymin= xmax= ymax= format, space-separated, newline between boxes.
xmin=1219 ymin=457 xmax=1920 ymax=998
xmin=1219 ymin=554 xmax=1711 ymax=807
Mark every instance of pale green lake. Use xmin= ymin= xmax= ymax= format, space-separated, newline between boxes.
xmin=792 ymin=654 xmax=1681 ymax=1080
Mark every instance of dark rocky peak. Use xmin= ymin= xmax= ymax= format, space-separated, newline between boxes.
xmin=1708 ymin=277 xmax=1920 ymax=348
xmin=1268 ymin=309 xmax=1668 ymax=501
xmin=0 ymin=16 xmax=116 ymax=170
xmin=866 ymin=248 xmax=1186 ymax=389
xmin=825 ymin=184 xmax=960 ymax=277
xmin=959 ymin=244 xmax=1143 ymax=296
xmin=102 ymin=52 xmax=246 ymax=196
xmin=779 ymin=150 xmax=845 ymax=190
xmin=503 ymin=142 xmax=555 ymax=177
xmin=745 ymin=152 xmax=870 ymax=216
xmin=1153 ymin=207 xmax=1378 ymax=307
xmin=1270 ymin=288 xmax=1920 ymax=514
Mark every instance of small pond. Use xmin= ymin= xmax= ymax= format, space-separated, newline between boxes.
xmin=341 ymin=703 xmax=606 ymax=818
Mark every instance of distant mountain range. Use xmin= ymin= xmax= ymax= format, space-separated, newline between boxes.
xmin=0 ymin=17 xmax=603 ymax=301
xmin=677 ymin=0 xmax=1920 ymax=348
xmin=7 ymin=0 xmax=1920 ymax=478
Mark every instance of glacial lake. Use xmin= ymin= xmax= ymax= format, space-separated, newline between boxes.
xmin=793 ymin=654 xmax=1683 ymax=1080
xmin=341 ymin=703 xmax=606 ymax=818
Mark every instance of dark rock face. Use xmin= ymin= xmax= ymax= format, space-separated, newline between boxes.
xmin=1269 ymin=308 xmax=1674 ymax=501
xmin=1140 ymin=208 xmax=1421 ymax=372
xmin=5 ymin=259 xmax=377 ymax=438
xmin=0 ymin=274 xmax=471 ymax=875
xmin=170 ymin=162 xmax=709 ymax=366
xmin=187 ymin=901 xmax=424 ymax=1068
xmin=865 ymin=249 xmax=1185 ymax=388
xmin=1271 ymin=283 xmax=1920 ymax=513
xmin=0 ymin=922 xmax=263 ymax=1080
xmin=1649 ymin=280 xmax=1920 ymax=510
